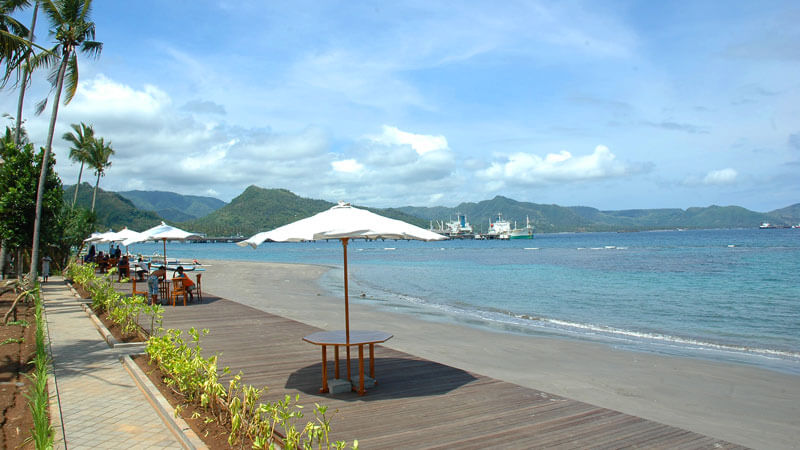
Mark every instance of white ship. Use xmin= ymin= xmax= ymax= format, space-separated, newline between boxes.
xmin=486 ymin=214 xmax=511 ymax=239
xmin=430 ymin=213 xmax=474 ymax=238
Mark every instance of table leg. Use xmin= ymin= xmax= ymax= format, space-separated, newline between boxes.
xmin=320 ymin=345 xmax=328 ymax=393
xmin=334 ymin=346 xmax=340 ymax=379
xmin=346 ymin=346 xmax=352 ymax=382
xmin=357 ymin=344 xmax=365 ymax=395
xmin=369 ymin=343 xmax=376 ymax=380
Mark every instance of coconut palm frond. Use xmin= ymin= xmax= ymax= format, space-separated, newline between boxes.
xmin=62 ymin=51 xmax=78 ymax=104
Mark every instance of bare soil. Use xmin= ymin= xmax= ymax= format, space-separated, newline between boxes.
xmin=0 ymin=290 xmax=36 ymax=449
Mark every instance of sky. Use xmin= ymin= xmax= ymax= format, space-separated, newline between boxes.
xmin=3 ymin=0 xmax=799 ymax=211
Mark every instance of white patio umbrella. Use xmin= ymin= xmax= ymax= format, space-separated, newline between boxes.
xmin=122 ymin=222 xmax=201 ymax=266
xmin=238 ymin=202 xmax=446 ymax=379
xmin=83 ymin=231 xmax=106 ymax=242
xmin=102 ymin=227 xmax=146 ymax=254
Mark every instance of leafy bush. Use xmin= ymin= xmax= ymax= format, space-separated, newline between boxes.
xmin=146 ymin=328 xmax=357 ymax=449
xmin=65 ymin=261 xmax=163 ymax=336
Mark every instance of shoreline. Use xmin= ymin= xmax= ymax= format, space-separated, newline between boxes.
xmin=203 ymin=258 xmax=799 ymax=449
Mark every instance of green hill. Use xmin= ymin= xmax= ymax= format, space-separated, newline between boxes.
xmin=183 ymin=186 xmax=428 ymax=236
xmin=64 ymin=183 xmax=163 ymax=231
xmin=768 ymin=203 xmax=800 ymax=224
xmin=185 ymin=186 xmax=333 ymax=236
xmin=118 ymin=190 xmax=226 ymax=221
xmin=64 ymin=183 xmax=798 ymax=235
xmin=398 ymin=196 xmax=783 ymax=232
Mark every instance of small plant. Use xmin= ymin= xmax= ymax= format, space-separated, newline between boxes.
xmin=67 ymin=263 xmax=164 ymax=338
xmin=1 ymin=337 xmax=24 ymax=345
xmin=25 ymin=285 xmax=54 ymax=448
xmin=146 ymin=328 xmax=357 ymax=449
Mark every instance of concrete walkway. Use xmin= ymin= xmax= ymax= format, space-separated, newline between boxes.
xmin=41 ymin=277 xmax=183 ymax=449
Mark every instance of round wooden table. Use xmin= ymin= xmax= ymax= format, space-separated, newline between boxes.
xmin=303 ymin=330 xmax=392 ymax=395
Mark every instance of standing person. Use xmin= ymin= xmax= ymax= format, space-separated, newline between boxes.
xmin=147 ymin=266 xmax=167 ymax=305
xmin=175 ymin=266 xmax=195 ymax=302
xmin=41 ymin=256 xmax=51 ymax=283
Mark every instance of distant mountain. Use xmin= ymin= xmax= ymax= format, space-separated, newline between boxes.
xmin=768 ymin=203 xmax=800 ymax=224
xmin=184 ymin=185 xmax=428 ymax=236
xmin=64 ymin=183 xmax=163 ymax=231
xmin=398 ymin=196 xmax=791 ymax=232
xmin=66 ymin=183 xmax=799 ymax=235
xmin=118 ymin=190 xmax=226 ymax=221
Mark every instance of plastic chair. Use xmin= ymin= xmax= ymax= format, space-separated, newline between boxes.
xmin=170 ymin=278 xmax=188 ymax=306
xmin=195 ymin=273 xmax=203 ymax=303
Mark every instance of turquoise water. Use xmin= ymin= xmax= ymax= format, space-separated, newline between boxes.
xmin=125 ymin=228 xmax=800 ymax=375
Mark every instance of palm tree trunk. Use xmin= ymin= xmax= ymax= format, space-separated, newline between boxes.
xmin=0 ymin=245 xmax=6 ymax=280
xmin=71 ymin=162 xmax=84 ymax=209
xmin=29 ymin=50 xmax=69 ymax=281
xmin=91 ymin=172 xmax=99 ymax=212
xmin=13 ymin=2 xmax=38 ymax=147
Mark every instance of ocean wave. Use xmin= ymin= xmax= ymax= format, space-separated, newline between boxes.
xmin=352 ymin=281 xmax=800 ymax=363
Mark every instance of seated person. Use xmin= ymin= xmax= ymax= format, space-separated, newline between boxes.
xmin=117 ymin=255 xmax=130 ymax=281
xmin=135 ymin=257 xmax=149 ymax=281
xmin=84 ymin=244 xmax=96 ymax=263
xmin=96 ymin=251 xmax=108 ymax=272
xmin=174 ymin=266 xmax=195 ymax=302
xmin=147 ymin=266 xmax=167 ymax=305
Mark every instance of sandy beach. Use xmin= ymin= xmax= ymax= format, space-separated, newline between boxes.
xmin=201 ymin=259 xmax=800 ymax=449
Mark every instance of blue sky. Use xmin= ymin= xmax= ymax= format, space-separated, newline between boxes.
xmin=4 ymin=1 xmax=799 ymax=211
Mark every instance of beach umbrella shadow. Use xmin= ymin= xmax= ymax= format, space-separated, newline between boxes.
xmin=285 ymin=357 xmax=477 ymax=401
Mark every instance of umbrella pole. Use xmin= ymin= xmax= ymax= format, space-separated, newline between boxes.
xmin=342 ymin=238 xmax=351 ymax=382
xmin=163 ymin=239 xmax=167 ymax=267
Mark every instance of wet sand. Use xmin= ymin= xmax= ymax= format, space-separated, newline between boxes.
xmin=202 ymin=259 xmax=800 ymax=449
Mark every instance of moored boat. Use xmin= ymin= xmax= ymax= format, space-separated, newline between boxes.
xmin=510 ymin=216 xmax=534 ymax=239
xmin=487 ymin=214 xmax=511 ymax=239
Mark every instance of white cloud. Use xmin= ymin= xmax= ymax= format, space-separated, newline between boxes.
xmin=703 ymin=168 xmax=738 ymax=185
xmin=366 ymin=125 xmax=448 ymax=155
xmin=331 ymin=159 xmax=364 ymax=174
xmin=68 ymin=74 xmax=170 ymax=119
xmin=478 ymin=145 xmax=636 ymax=187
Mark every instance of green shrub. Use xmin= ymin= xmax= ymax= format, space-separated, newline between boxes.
xmin=146 ymin=328 xmax=356 ymax=449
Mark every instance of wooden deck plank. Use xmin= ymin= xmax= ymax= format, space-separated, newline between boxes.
xmin=125 ymin=286 xmax=747 ymax=449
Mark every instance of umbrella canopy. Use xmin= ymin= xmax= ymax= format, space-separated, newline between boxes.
xmin=104 ymin=227 xmax=143 ymax=243
xmin=240 ymin=201 xmax=445 ymax=247
xmin=239 ymin=202 xmax=446 ymax=380
xmin=121 ymin=222 xmax=201 ymax=266
xmin=83 ymin=231 xmax=106 ymax=242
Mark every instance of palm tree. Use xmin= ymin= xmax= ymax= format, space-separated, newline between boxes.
xmin=62 ymin=121 xmax=93 ymax=209
xmin=29 ymin=0 xmax=101 ymax=280
xmin=86 ymin=135 xmax=112 ymax=212
xmin=0 ymin=0 xmax=32 ymax=82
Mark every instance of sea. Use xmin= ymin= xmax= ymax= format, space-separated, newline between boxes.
xmin=124 ymin=228 xmax=800 ymax=375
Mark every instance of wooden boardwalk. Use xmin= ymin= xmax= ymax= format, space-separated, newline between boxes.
xmin=147 ymin=291 xmax=747 ymax=449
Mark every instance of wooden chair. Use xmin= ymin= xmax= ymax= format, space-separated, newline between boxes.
xmin=131 ymin=277 xmax=147 ymax=298
xmin=170 ymin=278 xmax=188 ymax=306
xmin=117 ymin=262 xmax=130 ymax=282
xmin=158 ymin=278 xmax=170 ymax=305
xmin=195 ymin=273 xmax=203 ymax=303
